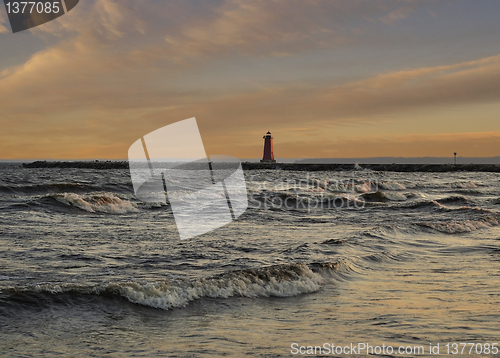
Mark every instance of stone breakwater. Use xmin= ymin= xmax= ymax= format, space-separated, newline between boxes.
xmin=21 ymin=161 xmax=500 ymax=172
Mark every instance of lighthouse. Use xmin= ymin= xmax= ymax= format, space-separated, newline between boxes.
xmin=260 ymin=131 xmax=276 ymax=163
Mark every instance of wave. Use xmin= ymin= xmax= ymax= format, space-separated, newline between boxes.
xmin=383 ymin=201 xmax=494 ymax=219
xmin=378 ymin=181 xmax=407 ymax=190
xmin=449 ymin=189 xmax=488 ymax=195
xmin=409 ymin=181 xmax=481 ymax=190
xmin=361 ymin=191 xmax=407 ymax=202
xmin=0 ymin=262 xmax=345 ymax=311
xmin=0 ymin=183 xmax=130 ymax=196
xmin=248 ymin=190 xmax=366 ymax=209
xmin=437 ymin=204 xmax=494 ymax=214
xmin=259 ymin=178 xmax=375 ymax=194
xmin=416 ymin=215 xmax=499 ymax=234
xmin=118 ymin=262 xmax=341 ymax=309
xmin=0 ymin=183 xmax=83 ymax=195
xmin=42 ymin=192 xmax=139 ymax=214
xmin=322 ymin=238 xmax=346 ymax=245
xmin=21 ymin=161 xmax=500 ymax=172
xmin=435 ymin=195 xmax=470 ymax=204
xmin=393 ymin=197 xmax=470 ymax=210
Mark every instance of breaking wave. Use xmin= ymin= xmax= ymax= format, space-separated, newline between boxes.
xmin=117 ymin=262 xmax=341 ymax=309
xmin=1 ymin=262 xmax=345 ymax=311
xmin=43 ymin=192 xmax=138 ymax=214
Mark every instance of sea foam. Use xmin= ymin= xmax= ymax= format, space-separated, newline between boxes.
xmin=51 ymin=192 xmax=138 ymax=214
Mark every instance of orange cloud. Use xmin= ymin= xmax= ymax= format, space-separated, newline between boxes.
xmin=275 ymin=132 xmax=500 ymax=159
xmin=0 ymin=0 xmax=498 ymax=159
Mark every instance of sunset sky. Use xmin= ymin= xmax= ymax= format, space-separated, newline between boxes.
xmin=0 ymin=0 xmax=499 ymax=159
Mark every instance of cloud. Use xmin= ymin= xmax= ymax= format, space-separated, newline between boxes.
xmin=25 ymin=0 xmax=429 ymax=59
xmin=186 ymin=54 xmax=500 ymax=134
xmin=0 ymin=0 xmax=401 ymax=114
xmin=1 ymin=48 xmax=500 ymax=158
xmin=0 ymin=9 xmax=10 ymax=33
xmin=162 ymin=0 xmax=345 ymax=58
xmin=319 ymin=55 xmax=500 ymax=117
xmin=276 ymin=131 xmax=500 ymax=158
xmin=0 ymin=0 xmax=498 ymax=159
xmin=380 ymin=5 xmax=415 ymax=25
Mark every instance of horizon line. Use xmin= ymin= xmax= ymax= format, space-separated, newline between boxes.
xmin=1 ymin=155 xmax=499 ymax=162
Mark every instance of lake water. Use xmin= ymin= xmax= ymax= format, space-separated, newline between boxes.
xmin=1 ymin=164 xmax=499 ymax=357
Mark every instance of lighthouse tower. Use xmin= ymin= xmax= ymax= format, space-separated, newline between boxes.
xmin=260 ymin=131 xmax=276 ymax=163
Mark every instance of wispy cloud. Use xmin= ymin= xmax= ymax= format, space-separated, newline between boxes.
xmin=3 ymin=49 xmax=499 ymax=158
xmin=276 ymin=131 xmax=500 ymax=158
xmin=0 ymin=9 xmax=10 ymax=33
xmin=0 ymin=0 xmax=498 ymax=158
xmin=380 ymin=5 xmax=415 ymax=25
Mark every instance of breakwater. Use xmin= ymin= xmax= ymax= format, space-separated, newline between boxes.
xmin=21 ymin=161 xmax=500 ymax=172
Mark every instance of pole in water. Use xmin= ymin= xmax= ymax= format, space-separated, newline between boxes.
xmin=454 ymin=152 xmax=457 ymax=165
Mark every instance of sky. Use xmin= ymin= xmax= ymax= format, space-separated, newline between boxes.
xmin=0 ymin=0 xmax=499 ymax=160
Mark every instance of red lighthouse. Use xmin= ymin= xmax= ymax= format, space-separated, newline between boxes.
xmin=261 ymin=131 xmax=276 ymax=163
